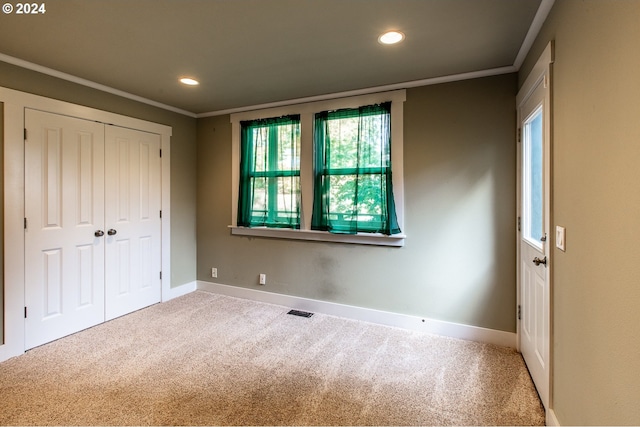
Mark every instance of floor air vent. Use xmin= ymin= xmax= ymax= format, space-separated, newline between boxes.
xmin=287 ymin=309 xmax=314 ymax=318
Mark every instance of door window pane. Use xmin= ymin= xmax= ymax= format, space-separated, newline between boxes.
xmin=523 ymin=106 xmax=544 ymax=246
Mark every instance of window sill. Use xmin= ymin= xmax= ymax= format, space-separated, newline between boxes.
xmin=229 ymin=226 xmax=405 ymax=247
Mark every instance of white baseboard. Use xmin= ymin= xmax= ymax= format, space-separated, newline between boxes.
xmin=163 ymin=281 xmax=197 ymax=302
xmin=546 ymin=408 xmax=560 ymax=426
xmin=196 ymin=281 xmax=516 ymax=348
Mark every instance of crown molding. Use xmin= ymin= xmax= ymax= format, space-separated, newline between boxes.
xmin=0 ymin=52 xmax=197 ymax=117
xmin=0 ymin=0 xmax=554 ymax=118
xmin=513 ymin=0 xmax=556 ymax=69
xmin=197 ymin=66 xmax=517 ymax=118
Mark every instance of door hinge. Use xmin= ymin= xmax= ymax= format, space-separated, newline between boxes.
xmin=24 ymin=307 xmax=28 ymax=319
xmin=159 ymin=149 xmax=162 ymax=158
xmin=159 ymin=271 xmax=162 ymax=280
xmin=24 ymin=217 xmax=27 ymax=230
xmin=517 ymin=305 xmax=522 ymax=321
xmin=159 ymin=210 xmax=162 ymax=219
xmin=517 ymin=127 xmax=522 ymax=143
xmin=24 ymin=128 xmax=27 ymax=140
xmin=517 ymin=216 xmax=521 ymax=232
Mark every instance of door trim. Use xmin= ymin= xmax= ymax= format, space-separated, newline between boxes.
xmin=0 ymin=86 xmax=171 ymax=362
xmin=516 ymin=41 xmax=554 ymax=409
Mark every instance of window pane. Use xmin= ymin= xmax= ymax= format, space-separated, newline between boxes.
xmin=276 ymin=176 xmax=300 ymax=214
xmin=325 ymin=115 xmax=387 ymax=170
xmin=253 ymin=128 xmax=268 ymax=173
xmin=524 ymin=107 xmax=543 ymax=244
xmin=238 ymin=116 xmax=300 ymax=228
xmin=312 ymin=102 xmax=399 ymax=235
xmin=251 ymin=177 xmax=267 ymax=212
xmin=277 ymin=123 xmax=300 ymax=171
xmin=326 ymin=116 xmax=359 ymax=169
xmin=326 ymin=174 xmax=385 ymax=231
xmin=328 ymin=174 xmax=356 ymax=218
xmin=357 ymin=114 xmax=386 ymax=168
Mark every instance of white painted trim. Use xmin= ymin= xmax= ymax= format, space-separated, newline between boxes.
xmin=230 ymin=226 xmax=406 ymax=247
xmin=513 ymin=0 xmax=556 ymax=69
xmin=228 ymin=90 xmax=407 ymax=124
xmin=229 ymin=90 xmax=406 ymax=245
xmin=0 ymin=53 xmax=197 ymax=118
xmin=0 ymin=86 xmax=172 ymax=363
xmin=517 ymin=42 xmax=554 ymax=107
xmin=199 ymin=66 xmax=515 ymax=118
xmin=160 ymin=132 xmax=172 ymax=302
xmin=163 ymin=281 xmax=197 ymax=301
xmin=0 ymin=86 xmax=173 ymax=135
xmin=546 ymin=408 xmax=560 ymax=426
xmin=197 ymin=281 xmax=517 ymax=348
xmin=0 ymin=101 xmax=26 ymax=363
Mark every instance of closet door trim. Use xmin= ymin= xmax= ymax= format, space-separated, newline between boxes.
xmin=0 ymin=86 xmax=172 ymax=362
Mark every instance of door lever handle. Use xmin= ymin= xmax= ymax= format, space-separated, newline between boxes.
xmin=94 ymin=230 xmax=104 ymax=237
xmin=533 ymin=256 xmax=547 ymax=266
xmin=107 ymin=229 xmax=117 ymax=236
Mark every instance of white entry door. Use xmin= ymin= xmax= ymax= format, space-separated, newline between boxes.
xmin=517 ymin=47 xmax=552 ymax=410
xmin=25 ymin=110 xmax=162 ymax=349
xmin=104 ymin=125 xmax=162 ymax=320
xmin=25 ymin=109 xmax=106 ymax=349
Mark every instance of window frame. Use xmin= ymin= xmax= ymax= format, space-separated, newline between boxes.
xmin=230 ymin=90 xmax=406 ymax=247
xmin=312 ymin=102 xmax=400 ymax=235
xmin=521 ymin=104 xmax=544 ymax=251
xmin=238 ymin=115 xmax=301 ymax=229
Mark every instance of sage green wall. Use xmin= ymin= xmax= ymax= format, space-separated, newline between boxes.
xmin=197 ymin=74 xmax=517 ymax=332
xmin=521 ymin=1 xmax=640 ymax=424
xmin=0 ymin=62 xmax=198 ymax=288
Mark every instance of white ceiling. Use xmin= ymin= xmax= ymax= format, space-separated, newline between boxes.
xmin=0 ymin=0 xmax=547 ymax=116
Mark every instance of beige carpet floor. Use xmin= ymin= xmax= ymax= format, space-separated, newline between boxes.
xmin=0 ymin=291 xmax=544 ymax=425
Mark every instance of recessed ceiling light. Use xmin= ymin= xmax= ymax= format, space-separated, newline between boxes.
xmin=180 ymin=77 xmax=199 ymax=86
xmin=378 ymin=31 xmax=405 ymax=45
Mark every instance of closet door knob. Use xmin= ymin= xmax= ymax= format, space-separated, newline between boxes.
xmin=94 ymin=230 xmax=105 ymax=237
xmin=107 ymin=229 xmax=117 ymax=236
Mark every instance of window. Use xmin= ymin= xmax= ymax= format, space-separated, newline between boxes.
xmin=230 ymin=90 xmax=406 ymax=246
xmin=522 ymin=105 xmax=544 ymax=249
xmin=312 ymin=103 xmax=400 ymax=235
xmin=238 ymin=115 xmax=301 ymax=228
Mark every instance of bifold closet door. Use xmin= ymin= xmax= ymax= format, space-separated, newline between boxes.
xmin=104 ymin=125 xmax=161 ymax=321
xmin=25 ymin=109 xmax=106 ymax=349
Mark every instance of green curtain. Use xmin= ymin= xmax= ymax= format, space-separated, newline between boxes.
xmin=238 ymin=115 xmax=301 ymax=228
xmin=311 ymin=102 xmax=400 ymax=235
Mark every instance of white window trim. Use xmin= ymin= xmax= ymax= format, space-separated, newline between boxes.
xmin=230 ymin=90 xmax=406 ymax=247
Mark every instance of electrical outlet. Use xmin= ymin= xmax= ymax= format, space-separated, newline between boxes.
xmin=211 ymin=267 xmax=218 ymax=278
xmin=259 ymin=273 xmax=266 ymax=285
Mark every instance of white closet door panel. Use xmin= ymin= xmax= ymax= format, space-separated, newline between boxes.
xmin=104 ymin=125 xmax=161 ymax=320
xmin=25 ymin=109 xmax=106 ymax=349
